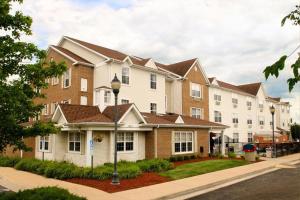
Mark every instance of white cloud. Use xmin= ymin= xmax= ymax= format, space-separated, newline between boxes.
xmin=13 ymin=0 xmax=300 ymax=122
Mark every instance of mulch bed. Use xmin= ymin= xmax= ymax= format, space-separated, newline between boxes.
xmin=65 ymin=157 xmax=261 ymax=193
xmin=65 ymin=172 xmax=171 ymax=193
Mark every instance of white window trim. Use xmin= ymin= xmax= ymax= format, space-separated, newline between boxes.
xmin=173 ymin=131 xmax=194 ymax=155
xmin=190 ymin=82 xmax=202 ymax=99
xmin=214 ymin=111 xmax=222 ymax=123
xmin=121 ymin=99 xmax=130 ymax=104
xmin=80 ymin=96 xmax=88 ymax=105
xmin=38 ymin=136 xmax=50 ymax=152
xmin=68 ymin=132 xmax=81 ymax=154
xmin=104 ymin=90 xmax=111 ymax=105
xmin=52 ymin=76 xmax=59 ymax=85
xmin=116 ymin=132 xmax=135 ymax=153
xmin=43 ymin=104 xmax=49 ymax=115
xmin=121 ymin=66 xmax=130 ymax=85
xmin=191 ymin=107 xmax=203 ymax=119
xmin=150 ymin=73 xmax=157 ymax=90
xmin=80 ymin=78 xmax=88 ymax=92
xmin=150 ymin=103 xmax=157 ymax=114
xmin=62 ymin=68 xmax=71 ymax=88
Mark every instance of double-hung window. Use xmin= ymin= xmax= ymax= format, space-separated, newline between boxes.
xmin=232 ymin=113 xmax=238 ymax=124
xmin=150 ymin=103 xmax=157 ymax=114
xmin=233 ymin=133 xmax=239 ymax=143
xmin=122 ymin=67 xmax=129 ymax=84
xmin=191 ymin=83 xmax=201 ymax=98
xmin=259 ymin=116 xmax=265 ymax=126
xmin=50 ymin=102 xmax=58 ymax=114
xmin=104 ymin=91 xmax=111 ymax=104
xmin=174 ymin=131 xmax=193 ymax=153
xmin=214 ymin=94 xmax=221 ymax=105
xmin=248 ymin=132 xmax=253 ymax=143
xmin=150 ymin=74 xmax=157 ymax=89
xmin=63 ymin=68 xmax=71 ymax=88
xmin=247 ymin=119 xmax=253 ymax=125
xmin=121 ymin=99 xmax=129 ymax=104
xmin=80 ymin=78 xmax=87 ymax=92
xmin=247 ymin=101 xmax=252 ymax=110
xmin=232 ymin=98 xmax=238 ymax=108
xmin=191 ymin=107 xmax=202 ymax=119
xmin=42 ymin=104 xmax=49 ymax=115
xmin=214 ymin=111 xmax=222 ymax=123
xmin=117 ymin=132 xmax=134 ymax=152
xmin=39 ymin=136 xmax=49 ymax=151
xmin=68 ymin=132 xmax=81 ymax=152
xmin=259 ymin=101 xmax=264 ymax=112
xmin=52 ymin=77 xmax=59 ymax=85
xmin=80 ymin=96 xmax=87 ymax=105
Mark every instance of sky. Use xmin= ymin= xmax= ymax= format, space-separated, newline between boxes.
xmin=13 ymin=0 xmax=300 ymax=122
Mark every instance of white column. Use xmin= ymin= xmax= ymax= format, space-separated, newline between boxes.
xmin=85 ymin=130 xmax=93 ymax=167
xmin=221 ymin=130 xmax=225 ymax=155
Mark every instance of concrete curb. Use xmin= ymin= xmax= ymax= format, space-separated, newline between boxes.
xmin=155 ymin=158 xmax=300 ymax=200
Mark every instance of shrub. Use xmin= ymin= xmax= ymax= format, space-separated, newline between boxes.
xmin=190 ymin=154 xmax=196 ymax=160
xmin=136 ymin=159 xmax=172 ymax=172
xmin=15 ymin=158 xmax=43 ymax=173
xmin=91 ymin=165 xmax=114 ymax=180
xmin=44 ymin=161 xmax=81 ymax=179
xmin=169 ymin=156 xmax=177 ymax=162
xmin=183 ymin=155 xmax=190 ymax=160
xmin=0 ymin=156 xmax=21 ymax=167
xmin=176 ymin=156 xmax=184 ymax=161
xmin=228 ymin=152 xmax=237 ymax=159
xmin=118 ymin=163 xmax=141 ymax=179
xmin=0 ymin=187 xmax=86 ymax=200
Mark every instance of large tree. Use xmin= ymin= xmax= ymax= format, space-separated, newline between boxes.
xmin=263 ymin=4 xmax=300 ymax=92
xmin=290 ymin=124 xmax=300 ymax=141
xmin=0 ymin=0 xmax=66 ymax=152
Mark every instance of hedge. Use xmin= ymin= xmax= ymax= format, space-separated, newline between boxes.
xmin=0 ymin=156 xmax=171 ymax=180
xmin=0 ymin=156 xmax=21 ymax=167
xmin=0 ymin=187 xmax=86 ymax=200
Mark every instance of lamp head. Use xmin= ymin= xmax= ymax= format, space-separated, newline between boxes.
xmin=111 ymin=73 xmax=121 ymax=95
xmin=270 ymin=105 xmax=275 ymax=115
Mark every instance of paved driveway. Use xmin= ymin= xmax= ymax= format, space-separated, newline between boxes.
xmin=188 ymin=163 xmax=300 ymax=200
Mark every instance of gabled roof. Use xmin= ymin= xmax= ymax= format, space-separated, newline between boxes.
xmin=50 ymin=45 xmax=92 ymax=65
xmin=102 ymin=103 xmax=133 ymax=122
xmin=142 ymin=113 xmax=227 ymax=127
xmin=237 ymin=82 xmax=262 ymax=96
xmin=65 ymin=36 xmax=128 ymax=61
xmin=158 ymin=58 xmax=197 ymax=77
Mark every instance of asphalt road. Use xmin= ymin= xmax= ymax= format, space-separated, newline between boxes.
xmin=188 ymin=163 xmax=300 ymax=200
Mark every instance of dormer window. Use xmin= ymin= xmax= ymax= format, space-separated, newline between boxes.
xmin=122 ymin=67 xmax=129 ymax=85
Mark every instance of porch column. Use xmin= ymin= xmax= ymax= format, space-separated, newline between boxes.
xmin=221 ymin=131 xmax=225 ymax=155
xmin=85 ymin=130 xmax=93 ymax=167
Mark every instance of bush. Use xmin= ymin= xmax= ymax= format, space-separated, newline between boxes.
xmin=0 ymin=156 xmax=21 ymax=167
xmin=169 ymin=156 xmax=177 ymax=162
xmin=44 ymin=162 xmax=82 ymax=179
xmin=176 ymin=156 xmax=184 ymax=161
xmin=0 ymin=187 xmax=86 ymax=200
xmin=190 ymin=154 xmax=196 ymax=160
xmin=228 ymin=152 xmax=237 ymax=159
xmin=183 ymin=155 xmax=190 ymax=160
xmin=15 ymin=158 xmax=44 ymax=174
xmin=136 ymin=159 xmax=172 ymax=172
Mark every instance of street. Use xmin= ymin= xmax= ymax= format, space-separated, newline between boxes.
xmin=188 ymin=163 xmax=300 ymax=200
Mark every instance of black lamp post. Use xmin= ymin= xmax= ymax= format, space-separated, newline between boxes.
xmin=111 ymin=74 xmax=121 ymax=185
xmin=270 ymin=105 xmax=276 ymax=158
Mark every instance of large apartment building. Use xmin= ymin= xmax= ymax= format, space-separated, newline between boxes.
xmin=30 ymin=36 xmax=225 ymax=166
xmin=208 ymin=77 xmax=292 ymax=152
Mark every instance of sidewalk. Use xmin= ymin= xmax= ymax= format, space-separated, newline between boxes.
xmin=1 ymin=153 xmax=299 ymax=200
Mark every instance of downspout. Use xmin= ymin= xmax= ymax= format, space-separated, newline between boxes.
xmin=154 ymin=125 xmax=159 ymax=158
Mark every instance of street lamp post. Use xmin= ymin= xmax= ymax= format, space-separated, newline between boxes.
xmin=111 ymin=74 xmax=121 ymax=185
xmin=270 ymin=105 xmax=276 ymax=158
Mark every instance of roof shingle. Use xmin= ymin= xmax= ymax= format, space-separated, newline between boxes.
xmin=51 ymin=45 xmax=92 ymax=64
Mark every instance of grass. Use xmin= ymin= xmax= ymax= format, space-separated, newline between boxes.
xmin=160 ymin=159 xmax=249 ymax=180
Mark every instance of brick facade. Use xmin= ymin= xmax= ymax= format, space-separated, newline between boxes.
xmin=145 ymin=127 xmax=210 ymax=159
xmin=2 ymin=137 xmax=35 ymax=158
xmin=182 ymin=64 xmax=209 ymax=120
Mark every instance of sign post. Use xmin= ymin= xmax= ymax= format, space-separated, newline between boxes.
xmin=90 ymin=139 xmax=94 ymax=172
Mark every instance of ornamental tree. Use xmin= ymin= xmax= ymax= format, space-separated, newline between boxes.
xmin=263 ymin=4 xmax=300 ymax=92
xmin=0 ymin=0 xmax=66 ymax=152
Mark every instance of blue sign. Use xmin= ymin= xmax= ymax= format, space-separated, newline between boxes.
xmin=90 ymin=140 xmax=94 ymax=151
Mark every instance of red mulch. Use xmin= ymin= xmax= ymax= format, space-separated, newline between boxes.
xmin=65 ymin=172 xmax=171 ymax=193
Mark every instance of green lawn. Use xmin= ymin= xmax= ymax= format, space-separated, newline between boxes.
xmin=160 ymin=159 xmax=249 ymax=180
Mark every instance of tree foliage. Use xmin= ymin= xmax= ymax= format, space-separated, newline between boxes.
xmin=0 ymin=0 xmax=66 ymax=152
xmin=263 ymin=4 xmax=300 ymax=92
xmin=290 ymin=123 xmax=300 ymax=141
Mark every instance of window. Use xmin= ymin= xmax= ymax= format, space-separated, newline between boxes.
xmin=150 ymin=74 xmax=157 ymax=89
xmin=232 ymin=113 xmax=238 ymax=124
xmin=50 ymin=102 xmax=58 ymax=114
xmin=287 ymin=107 xmax=290 ymax=113
xmin=191 ymin=83 xmax=201 ymax=98
xmin=121 ymin=99 xmax=129 ymax=104
xmin=174 ymin=131 xmax=193 ymax=153
xmin=117 ymin=132 xmax=134 ymax=152
xmin=68 ymin=132 xmax=81 ymax=152
xmin=282 ymin=122 xmax=285 ymax=127
xmin=62 ymin=99 xmax=71 ymax=104
xmin=248 ymin=133 xmax=253 ymax=143
xmin=150 ymin=103 xmax=157 ymax=114
xmin=63 ymin=68 xmax=71 ymax=88
xmin=259 ymin=117 xmax=265 ymax=125
xmin=80 ymin=78 xmax=87 ymax=92
xmin=104 ymin=91 xmax=111 ymax=104
xmin=233 ymin=133 xmax=239 ymax=143
xmin=42 ymin=104 xmax=49 ymax=115
xmin=281 ymin=106 xmax=285 ymax=113
xmin=259 ymin=101 xmax=264 ymax=112
xmin=45 ymin=78 xmax=50 ymax=84
xmin=39 ymin=136 xmax=49 ymax=151
xmin=214 ymin=111 xmax=222 ymax=123
xmin=122 ymin=67 xmax=129 ymax=84
xmin=232 ymin=98 xmax=238 ymax=108
xmin=80 ymin=96 xmax=87 ymax=105
xmin=214 ymin=94 xmax=221 ymax=105
xmin=247 ymin=101 xmax=252 ymax=110
xmin=247 ymin=119 xmax=253 ymax=125
xmin=52 ymin=77 xmax=59 ymax=85
xmin=191 ymin=107 xmax=202 ymax=119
